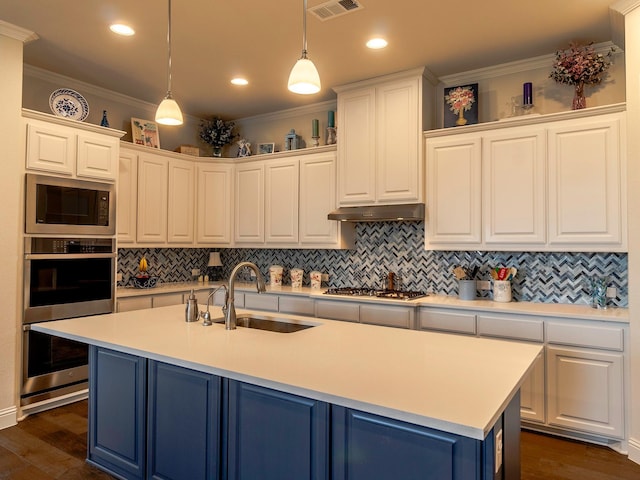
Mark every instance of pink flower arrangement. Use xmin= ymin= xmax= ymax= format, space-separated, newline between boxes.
xmin=445 ymin=86 xmax=475 ymax=114
xmin=549 ymin=42 xmax=614 ymax=86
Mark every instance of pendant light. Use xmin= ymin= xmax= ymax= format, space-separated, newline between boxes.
xmin=287 ymin=0 xmax=321 ymax=94
xmin=155 ymin=0 xmax=183 ymax=125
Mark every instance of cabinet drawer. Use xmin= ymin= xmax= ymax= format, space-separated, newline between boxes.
xmin=418 ymin=309 xmax=476 ymax=334
xmin=152 ymin=293 xmax=184 ymax=308
xmin=117 ymin=296 xmax=152 ymax=312
xmin=244 ymin=293 xmax=278 ymax=312
xmin=547 ymin=322 xmax=624 ymax=351
xmin=316 ymin=300 xmax=359 ymax=322
xmin=278 ymin=296 xmax=315 ymax=316
xmin=360 ymin=304 xmax=414 ymax=329
xmin=477 ymin=315 xmax=544 ymax=342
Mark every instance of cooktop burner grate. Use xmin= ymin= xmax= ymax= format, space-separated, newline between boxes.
xmin=324 ymin=287 xmax=427 ymax=300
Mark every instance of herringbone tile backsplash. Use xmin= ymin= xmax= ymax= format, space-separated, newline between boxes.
xmin=118 ymin=222 xmax=627 ymax=306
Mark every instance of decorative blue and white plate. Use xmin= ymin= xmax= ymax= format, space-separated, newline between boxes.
xmin=49 ymin=88 xmax=89 ymax=121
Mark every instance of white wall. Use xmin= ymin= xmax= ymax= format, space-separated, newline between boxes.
xmin=614 ymin=0 xmax=640 ymax=464
xmin=0 ymin=22 xmax=32 ymax=429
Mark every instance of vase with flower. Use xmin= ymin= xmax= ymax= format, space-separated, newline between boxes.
xmin=199 ymin=116 xmax=238 ymax=157
xmin=549 ymin=42 xmax=615 ymax=110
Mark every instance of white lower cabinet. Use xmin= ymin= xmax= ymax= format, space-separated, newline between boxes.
xmin=418 ymin=307 xmax=627 ymax=441
xmin=360 ymin=304 xmax=414 ymax=329
xmin=546 ymin=346 xmax=624 ymax=438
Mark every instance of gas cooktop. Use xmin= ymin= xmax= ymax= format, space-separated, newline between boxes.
xmin=323 ymin=287 xmax=427 ymax=301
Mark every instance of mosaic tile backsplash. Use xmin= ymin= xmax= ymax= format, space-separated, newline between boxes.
xmin=118 ymin=222 xmax=628 ymax=307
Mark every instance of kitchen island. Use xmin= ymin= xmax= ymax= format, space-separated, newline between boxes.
xmin=33 ymin=304 xmax=541 ymax=480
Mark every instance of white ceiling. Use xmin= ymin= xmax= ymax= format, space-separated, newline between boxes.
xmin=0 ymin=0 xmax=616 ymax=120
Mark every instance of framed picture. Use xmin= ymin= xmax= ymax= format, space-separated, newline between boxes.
xmin=131 ymin=118 xmax=160 ymax=148
xmin=257 ymin=142 xmax=275 ymax=155
xmin=443 ymin=83 xmax=478 ymax=128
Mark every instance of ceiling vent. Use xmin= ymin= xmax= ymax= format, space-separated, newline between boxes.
xmin=309 ymin=0 xmax=363 ymax=21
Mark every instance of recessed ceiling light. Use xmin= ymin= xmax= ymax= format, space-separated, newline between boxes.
xmin=231 ymin=77 xmax=249 ymax=86
xmin=110 ymin=24 xmax=135 ymax=36
xmin=366 ymin=38 xmax=388 ymax=49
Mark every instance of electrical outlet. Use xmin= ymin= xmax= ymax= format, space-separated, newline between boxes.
xmin=321 ymin=273 xmax=329 ymax=282
xmin=606 ymin=287 xmax=617 ymax=298
xmin=116 ymin=272 xmax=123 ymax=282
xmin=477 ymin=280 xmax=491 ymax=290
xmin=191 ymin=269 xmax=200 ymax=276
xmin=495 ymin=429 xmax=503 ymax=474
xmin=250 ymin=271 xmax=256 ymax=278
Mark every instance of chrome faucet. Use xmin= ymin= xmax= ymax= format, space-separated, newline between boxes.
xmin=225 ymin=261 xmax=266 ymax=330
xmin=200 ymin=284 xmax=228 ymax=326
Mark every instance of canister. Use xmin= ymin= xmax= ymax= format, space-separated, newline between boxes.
xmin=290 ymin=268 xmax=304 ymax=288
xmin=269 ymin=265 xmax=283 ymax=286
xmin=310 ymin=271 xmax=322 ymax=289
xmin=493 ymin=280 xmax=512 ymax=303
xmin=458 ymin=280 xmax=477 ymax=301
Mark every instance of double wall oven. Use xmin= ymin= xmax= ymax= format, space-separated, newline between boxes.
xmin=22 ymin=174 xmax=116 ymax=406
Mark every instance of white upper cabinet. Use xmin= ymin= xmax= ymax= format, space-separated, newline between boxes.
xmin=117 ymin=150 xmax=138 ymax=244
xmin=24 ymin=111 xmax=123 ymax=181
xmin=425 ymin=105 xmax=627 ymax=252
xmin=167 ymin=158 xmax=195 ymax=244
xmin=547 ymin=113 xmax=624 ymax=247
xmin=234 ymin=161 xmax=265 ymax=244
xmin=426 ymin=134 xmax=482 ymax=245
xmin=482 ymin=126 xmax=546 ymax=245
xmin=265 ymin=159 xmax=299 ymax=244
xmin=136 ymin=153 xmax=169 ymax=244
xmin=299 ymin=152 xmax=340 ymax=245
xmin=335 ymin=68 xmax=433 ymax=206
xmin=196 ymin=163 xmax=233 ymax=245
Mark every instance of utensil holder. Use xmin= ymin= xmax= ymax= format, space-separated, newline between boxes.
xmin=493 ymin=280 xmax=512 ymax=303
xmin=458 ymin=280 xmax=477 ymax=301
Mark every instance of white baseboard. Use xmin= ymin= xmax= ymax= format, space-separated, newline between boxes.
xmin=628 ymin=437 xmax=640 ymax=465
xmin=0 ymin=405 xmax=18 ymax=430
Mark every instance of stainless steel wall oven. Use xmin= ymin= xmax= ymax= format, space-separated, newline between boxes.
xmin=22 ymin=236 xmax=115 ymax=405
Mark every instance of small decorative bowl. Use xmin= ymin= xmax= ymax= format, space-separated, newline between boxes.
xmin=132 ymin=276 xmax=159 ymax=289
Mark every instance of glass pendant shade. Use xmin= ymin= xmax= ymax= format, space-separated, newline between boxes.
xmin=288 ymin=57 xmax=321 ymax=94
xmin=156 ymin=94 xmax=183 ymax=125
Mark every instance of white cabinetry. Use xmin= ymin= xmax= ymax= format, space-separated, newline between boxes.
xmin=117 ymin=150 xmax=138 ymax=243
xmin=424 ymin=105 xmax=626 ymax=252
xmin=167 ymin=158 xmax=195 ymax=244
xmin=265 ymin=158 xmax=299 ymax=244
xmin=334 ymin=68 xmax=433 ymax=206
xmin=547 ymin=114 xmax=624 ymax=246
xmin=234 ymin=161 xmax=265 ymax=243
xmin=24 ymin=110 xmax=123 ymax=180
xmin=425 ymin=134 xmax=482 ymax=245
xmin=234 ymin=148 xmax=354 ymax=249
xmin=546 ymin=321 xmax=625 ymax=439
xmin=136 ymin=153 xmax=168 ymax=243
xmin=299 ymin=152 xmax=340 ymax=245
xmin=196 ymin=163 xmax=233 ymax=245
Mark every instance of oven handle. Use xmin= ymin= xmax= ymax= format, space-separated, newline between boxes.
xmin=25 ymin=253 xmax=116 ymax=260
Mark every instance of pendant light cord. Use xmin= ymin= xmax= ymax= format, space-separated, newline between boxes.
xmin=301 ymin=0 xmax=308 ymax=59
xmin=166 ymin=0 xmax=173 ymax=95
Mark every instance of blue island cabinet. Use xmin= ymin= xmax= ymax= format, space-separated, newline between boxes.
xmin=225 ymin=380 xmax=330 ymax=480
xmin=88 ymin=346 xmax=147 ymax=480
xmin=147 ymin=361 xmax=222 ymax=480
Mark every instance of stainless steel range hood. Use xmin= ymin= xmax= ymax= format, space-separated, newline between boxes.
xmin=327 ymin=203 xmax=425 ymax=222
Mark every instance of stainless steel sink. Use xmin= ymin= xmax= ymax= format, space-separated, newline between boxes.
xmin=212 ymin=314 xmax=316 ymax=333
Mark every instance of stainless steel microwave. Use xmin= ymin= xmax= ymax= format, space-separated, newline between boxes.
xmin=25 ymin=173 xmax=115 ymax=236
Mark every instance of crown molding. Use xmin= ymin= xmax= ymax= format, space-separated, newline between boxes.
xmin=0 ymin=20 xmax=38 ymax=43
xmin=237 ymin=99 xmax=337 ymax=125
xmin=438 ymin=41 xmax=620 ymax=86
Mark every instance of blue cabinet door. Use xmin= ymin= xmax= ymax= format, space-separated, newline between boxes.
xmin=88 ymin=346 xmax=147 ymax=480
xmin=226 ymin=380 xmax=329 ymax=480
xmin=147 ymin=361 xmax=222 ymax=480
xmin=332 ymin=406 xmax=482 ymax=480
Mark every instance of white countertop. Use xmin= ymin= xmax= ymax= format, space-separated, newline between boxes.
xmin=33 ymin=305 xmax=541 ymax=440
xmin=118 ymin=281 xmax=629 ymax=323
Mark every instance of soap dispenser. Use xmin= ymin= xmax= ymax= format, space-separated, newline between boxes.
xmin=185 ymin=289 xmax=199 ymax=322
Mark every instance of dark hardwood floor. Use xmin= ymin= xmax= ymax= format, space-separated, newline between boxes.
xmin=1 ymin=400 xmax=640 ymax=479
